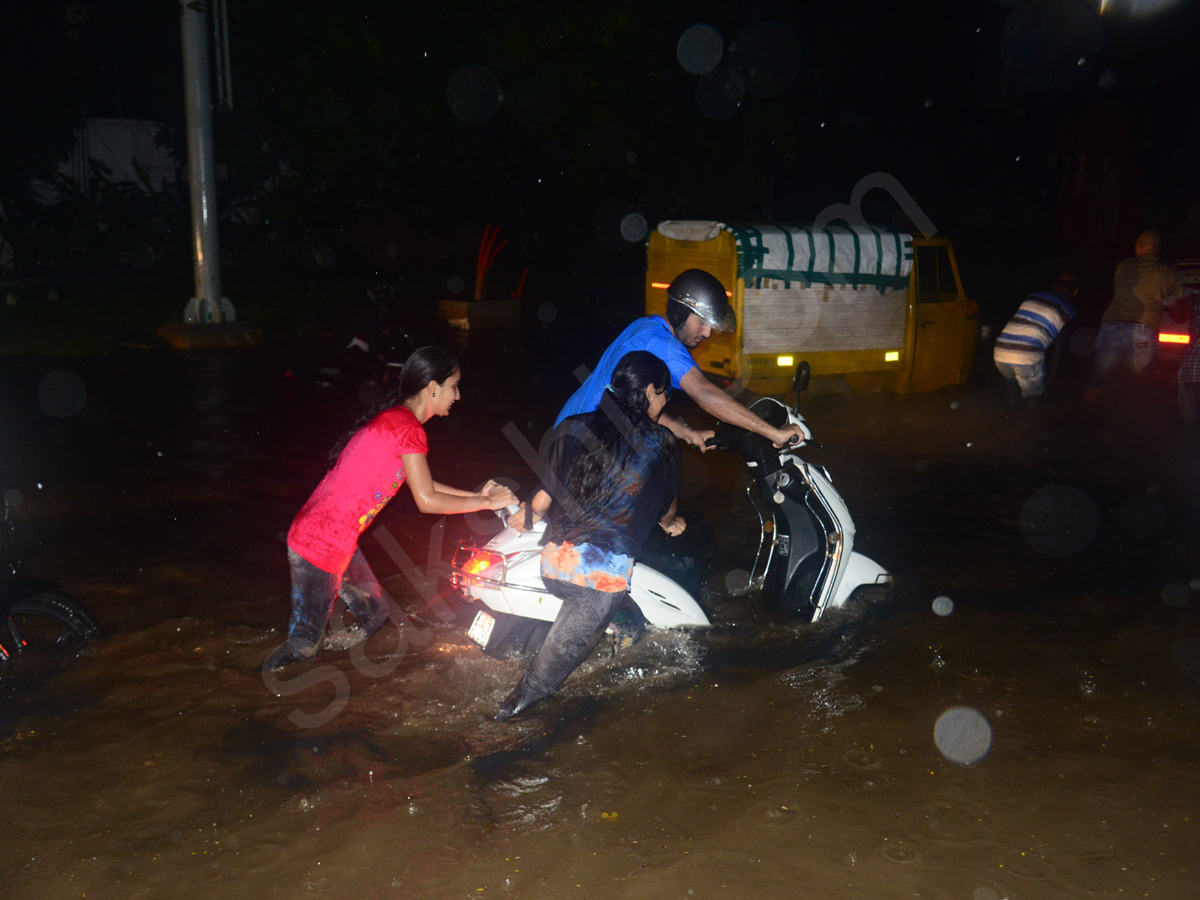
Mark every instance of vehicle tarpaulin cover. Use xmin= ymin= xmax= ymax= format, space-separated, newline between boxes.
xmin=656 ymin=221 xmax=913 ymax=290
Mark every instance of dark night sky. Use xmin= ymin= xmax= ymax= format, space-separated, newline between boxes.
xmin=2 ymin=0 xmax=1198 ymax=298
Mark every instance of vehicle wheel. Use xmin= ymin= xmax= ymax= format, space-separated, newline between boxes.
xmin=3 ymin=591 xmax=100 ymax=655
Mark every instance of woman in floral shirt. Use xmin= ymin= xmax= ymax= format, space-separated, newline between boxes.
xmin=497 ymin=351 xmax=683 ymax=720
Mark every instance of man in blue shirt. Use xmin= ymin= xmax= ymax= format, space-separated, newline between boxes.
xmin=555 ymin=269 xmax=804 ymax=449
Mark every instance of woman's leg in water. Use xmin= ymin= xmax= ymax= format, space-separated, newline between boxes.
xmin=278 ymin=549 xmax=343 ymax=664
xmin=339 ymin=547 xmax=387 ymax=636
xmin=496 ymin=578 xmax=625 ymax=721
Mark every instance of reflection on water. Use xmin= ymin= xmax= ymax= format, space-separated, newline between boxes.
xmin=1 ymin=333 xmax=1198 ymax=898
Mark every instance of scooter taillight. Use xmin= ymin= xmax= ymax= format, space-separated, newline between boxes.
xmin=462 ymin=550 xmax=503 ymax=575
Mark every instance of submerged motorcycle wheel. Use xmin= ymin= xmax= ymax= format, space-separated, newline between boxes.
xmin=2 ymin=591 xmax=101 ymax=657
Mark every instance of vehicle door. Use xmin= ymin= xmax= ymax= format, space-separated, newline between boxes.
xmin=909 ymin=244 xmax=969 ymax=392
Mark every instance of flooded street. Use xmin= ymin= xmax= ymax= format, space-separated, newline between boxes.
xmin=2 ymin=328 xmax=1198 ymax=900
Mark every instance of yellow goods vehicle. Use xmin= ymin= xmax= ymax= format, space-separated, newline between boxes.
xmin=645 ymin=220 xmax=978 ymax=394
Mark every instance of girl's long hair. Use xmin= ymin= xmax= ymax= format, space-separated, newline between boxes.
xmin=565 ymin=350 xmax=675 ymax=509
xmin=327 ymin=345 xmax=459 ymax=465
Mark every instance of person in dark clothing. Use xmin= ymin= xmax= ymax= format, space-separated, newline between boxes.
xmin=495 ymin=351 xmax=683 ymax=721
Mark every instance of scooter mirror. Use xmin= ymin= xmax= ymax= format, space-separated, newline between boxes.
xmin=792 ymin=361 xmax=810 ymax=395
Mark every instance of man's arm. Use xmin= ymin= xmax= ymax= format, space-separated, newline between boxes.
xmin=680 ymin=368 xmax=803 ymax=446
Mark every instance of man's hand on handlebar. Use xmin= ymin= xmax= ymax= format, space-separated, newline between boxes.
xmin=660 ymin=516 xmax=687 ymax=537
xmin=772 ymin=423 xmax=806 ymax=448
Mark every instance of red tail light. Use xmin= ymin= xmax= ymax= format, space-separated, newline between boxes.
xmin=463 ymin=550 xmax=503 ymax=575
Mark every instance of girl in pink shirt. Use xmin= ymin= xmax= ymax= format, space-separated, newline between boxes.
xmin=272 ymin=346 xmax=515 ymax=667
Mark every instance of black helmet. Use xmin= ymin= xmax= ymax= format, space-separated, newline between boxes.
xmin=667 ymin=269 xmax=736 ymax=333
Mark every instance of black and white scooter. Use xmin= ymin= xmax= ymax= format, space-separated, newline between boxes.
xmin=449 ymin=362 xmax=889 ymax=654
xmin=710 ymin=362 xmax=892 ymax=621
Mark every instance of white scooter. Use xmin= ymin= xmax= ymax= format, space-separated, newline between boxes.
xmin=450 ymin=508 xmax=711 ymax=656
xmin=710 ymin=362 xmax=892 ymax=621
xmin=449 ymin=362 xmax=890 ymax=655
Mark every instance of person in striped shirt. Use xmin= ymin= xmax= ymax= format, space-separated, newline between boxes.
xmin=993 ymin=273 xmax=1079 ymax=407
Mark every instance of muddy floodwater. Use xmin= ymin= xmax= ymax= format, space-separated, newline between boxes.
xmin=1 ymin=327 xmax=1197 ymax=900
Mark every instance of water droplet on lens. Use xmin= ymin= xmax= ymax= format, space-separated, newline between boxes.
xmin=447 ymin=275 xmax=464 ymax=294
xmin=3 ymin=489 xmax=22 ymax=507
xmin=126 ymin=242 xmax=155 ymax=271
xmin=313 ymin=246 xmax=337 ymax=269
xmin=1020 ymin=485 xmax=1097 ymax=557
xmin=1118 ymin=494 xmax=1165 ymax=539
xmin=537 ymin=302 xmax=557 ymax=323
xmin=932 ymin=595 xmax=954 ymax=616
xmin=1169 ymin=638 xmax=1200 ymax=674
xmin=950 ymin=400 xmax=961 ymax=409
xmin=1099 ymin=69 xmax=1118 ymax=88
xmin=677 ymin=24 xmax=724 ymax=75
xmin=1190 ymin=578 xmax=1200 ymax=592
xmin=916 ymin=460 xmax=930 ymax=473
xmin=619 ymin=213 xmax=648 ymax=243
xmin=695 ymin=68 xmax=744 ymax=120
xmin=934 ymin=706 xmax=993 ymax=765
xmin=37 ymin=370 xmax=88 ymax=418
xmin=514 ymin=79 xmax=560 ymax=130
xmin=725 ymin=568 xmax=750 ymax=593
xmin=728 ymin=22 xmax=801 ymax=98
xmin=1002 ymin=0 xmax=1101 ymax=91
xmin=974 ymin=888 xmax=1000 ymax=900
xmin=924 ymin=98 xmax=934 ymax=108
xmin=625 ymin=150 xmax=638 ymax=164
xmin=447 ymin=65 xmax=501 ymax=124
xmin=1161 ymin=582 xmax=1189 ymax=607
xmin=323 ymin=96 xmax=350 ymax=126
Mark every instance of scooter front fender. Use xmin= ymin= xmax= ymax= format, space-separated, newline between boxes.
xmin=829 ymin=552 xmax=893 ymax=610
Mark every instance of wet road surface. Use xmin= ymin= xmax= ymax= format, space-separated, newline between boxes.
xmin=1 ymin=327 xmax=1198 ymax=899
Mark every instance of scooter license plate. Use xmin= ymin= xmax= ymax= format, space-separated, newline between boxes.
xmin=467 ymin=611 xmax=496 ymax=648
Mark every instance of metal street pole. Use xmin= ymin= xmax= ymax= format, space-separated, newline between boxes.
xmin=180 ymin=0 xmax=223 ymax=323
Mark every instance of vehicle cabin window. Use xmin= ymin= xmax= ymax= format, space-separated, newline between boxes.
xmin=916 ymin=246 xmax=960 ymax=302
xmin=937 ymin=247 xmax=959 ymax=298
xmin=915 ymin=247 xmax=938 ymax=303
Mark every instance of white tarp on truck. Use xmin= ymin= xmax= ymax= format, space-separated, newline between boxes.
xmin=655 ymin=221 xmax=914 ymax=354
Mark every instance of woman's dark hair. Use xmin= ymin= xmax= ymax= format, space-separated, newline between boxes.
xmin=327 ymin=346 xmax=459 ymax=465
xmin=564 ymin=350 xmax=676 ymax=508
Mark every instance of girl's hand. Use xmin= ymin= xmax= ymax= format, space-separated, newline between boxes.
xmin=484 ymin=484 xmax=518 ymax=510
xmin=478 ymin=479 xmax=500 ymax=497
xmin=507 ymin=502 xmax=542 ymax=532
xmin=660 ymin=517 xmax=687 ymax=537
